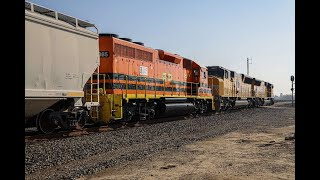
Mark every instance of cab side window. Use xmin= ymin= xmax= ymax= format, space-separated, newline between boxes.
xmin=194 ymin=69 xmax=199 ymax=76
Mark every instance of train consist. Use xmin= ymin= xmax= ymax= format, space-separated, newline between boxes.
xmin=25 ymin=2 xmax=274 ymax=134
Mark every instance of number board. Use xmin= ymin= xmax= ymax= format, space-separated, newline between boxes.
xmin=140 ymin=66 xmax=148 ymax=76
xmin=99 ymin=51 xmax=109 ymax=58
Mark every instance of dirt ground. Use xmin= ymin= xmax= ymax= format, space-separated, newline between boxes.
xmin=80 ymin=116 xmax=295 ymax=179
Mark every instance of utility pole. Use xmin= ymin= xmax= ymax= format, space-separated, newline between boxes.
xmin=290 ymin=75 xmax=294 ymax=106
xmin=247 ymin=58 xmax=252 ymax=75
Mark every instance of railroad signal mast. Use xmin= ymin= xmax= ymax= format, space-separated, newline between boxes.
xmin=290 ymin=75 xmax=294 ymax=106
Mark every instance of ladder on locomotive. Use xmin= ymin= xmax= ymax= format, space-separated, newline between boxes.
xmin=84 ymin=71 xmax=100 ymax=120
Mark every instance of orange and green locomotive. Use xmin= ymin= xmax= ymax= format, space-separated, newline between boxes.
xmin=87 ymin=34 xmax=214 ymax=124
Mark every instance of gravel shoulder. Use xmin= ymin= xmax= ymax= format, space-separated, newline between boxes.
xmin=25 ymin=102 xmax=295 ymax=180
xmin=84 ymin=125 xmax=294 ymax=180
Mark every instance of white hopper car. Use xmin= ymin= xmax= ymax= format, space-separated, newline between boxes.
xmin=25 ymin=1 xmax=100 ymax=133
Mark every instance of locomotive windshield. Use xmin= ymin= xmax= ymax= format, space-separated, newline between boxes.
xmin=207 ymin=67 xmax=224 ymax=79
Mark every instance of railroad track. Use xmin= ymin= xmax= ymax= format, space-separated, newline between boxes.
xmin=25 ymin=104 xmax=275 ymax=142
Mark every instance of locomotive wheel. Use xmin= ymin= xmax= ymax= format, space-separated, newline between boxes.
xmin=36 ymin=109 xmax=59 ymax=134
xmin=71 ymin=107 xmax=87 ymax=130
xmin=222 ymin=100 xmax=229 ymax=111
xmin=76 ymin=110 xmax=88 ymax=129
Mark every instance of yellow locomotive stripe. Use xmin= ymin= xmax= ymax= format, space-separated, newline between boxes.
xmin=67 ymin=91 xmax=84 ymax=97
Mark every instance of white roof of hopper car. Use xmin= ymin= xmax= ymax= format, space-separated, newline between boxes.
xmin=25 ymin=1 xmax=96 ymax=29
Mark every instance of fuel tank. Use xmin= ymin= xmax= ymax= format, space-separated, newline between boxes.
xmin=234 ymin=100 xmax=249 ymax=107
xmin=157 ymin=101 xmax=195 ymax=118
xmin=264 ymin=99 xmax=271 ymax=105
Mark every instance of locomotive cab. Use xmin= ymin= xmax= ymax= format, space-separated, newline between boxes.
xmin=207 ymin=66 xmax=235 ymax=97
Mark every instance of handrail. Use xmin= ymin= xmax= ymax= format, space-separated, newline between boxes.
xmin=135 ymin=77 xmax=138 ymax=98
xmin=163 ymin=79 xmax=166 ymax=96
xmin=154 ymin=78 xmax=156 ymax=97
xmin=126 ymin=75 xmax=128 ymax=98
xmin=145 ymin=77 xmax=147 ymax=98
xmin=100 ymin=73 xmax=204 ymax=98
xmin=171 ymin=82 xmax=173 ymax=96
xmin=191 ymin=82 xmax=193 ymax=96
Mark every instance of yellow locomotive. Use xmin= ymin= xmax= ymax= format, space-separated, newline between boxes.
xmin=207 ymin=66 xmax=274 ymax=110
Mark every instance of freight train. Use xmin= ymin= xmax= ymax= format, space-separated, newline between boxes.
xmin=25 ymin=2 xmax=274 ymax=134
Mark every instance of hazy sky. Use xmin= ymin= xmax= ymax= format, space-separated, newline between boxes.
xmin=28 ymin=0 xmax=295 ymax=96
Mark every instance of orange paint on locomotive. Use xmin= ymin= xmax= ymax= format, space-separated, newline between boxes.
xmin=97 ymin=35 xmax=213 ymax=99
